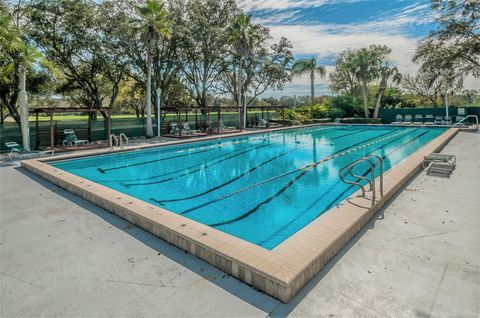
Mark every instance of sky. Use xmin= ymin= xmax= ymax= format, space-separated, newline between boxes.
xmin=237 ymin=0 xmax=479 ymax=98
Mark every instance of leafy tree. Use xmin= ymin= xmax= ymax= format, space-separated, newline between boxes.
xmin=292 ymin=58 xmax=326 ymax=105
xmin=134 ymin=0 xmax=172 ymax=137
xmin=349 ymin=46 xmax=384 ymax=118
xmin=329 ymin=49 xmax=360 ymax=96
xmin=222 ymin=24 xmax=293 ymax=121
xmin=373 ymin=49 xmax=402 ymax=118
xmin=414 ymin=0 xmax=480 ymax=80
xmin=227 ymin=13 xmax=261 ymax=127
xmin=0 ymin=2 xmax=55 ymax=150
xmin=28 ymin=0 xmax=132 ymax=116
xmin=180 ymin=0 xmax=238 ymax=110
xmin=402 ymin=70 xmax=463 ymax=107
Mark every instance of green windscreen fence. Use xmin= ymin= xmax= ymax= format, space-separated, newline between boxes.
xmin=379 ymin=106 xmax=480 ymax=124
xmin=0 ymin=110 xmax=281 ymax=151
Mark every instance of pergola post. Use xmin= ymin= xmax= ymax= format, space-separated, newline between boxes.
xmin=35 ymin=112 xmax=40 ymax=149
xmin=195 ymin=108 xmax=198 ymax=131
xmin=87 ymin=112 xmax=92 ymax=142
xmin=49 ymin=110 xmax=54 ymax=149
xmin=217 ymin=107 xmax=220 ymax=135
xmin=107 ymin=110 xmax=112 ymax=145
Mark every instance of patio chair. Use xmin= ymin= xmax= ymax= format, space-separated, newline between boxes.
xmin=424 ymin=114 xmax=434 ymax=125
xmin=181 ymin=122 xmax=192 ymax=135
xmin=391 ymin=114 xmax=403 ymax=125
xmin=423 ymin=153 xmax=456 ymax=177
xmin=434 ymin=116 xmax=443 ymax=125
xmin=258 ymin=118 xmax=268 ymax=128
xmin=5 ymin=142 xmax=54 ymax=161
xmin=423 ymin=153 xmax=456 ymax=169
xmin=334 ymin=118 xmax=342 ymax=124
xmin=413 ymin=114 xmax=424 ymax=125
xmin=402 ymin=115 xmax=413 ymax=125
xmin=455 ymin=115 xmax=465 ymax=124
xmin=169 ymin=122 xmax=180 ymax=135
xmin=63 ymin=129 xmax=88 ymax=146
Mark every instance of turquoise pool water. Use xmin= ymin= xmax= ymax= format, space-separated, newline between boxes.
xmin=52 ymin=125 xmax=446 ymax=249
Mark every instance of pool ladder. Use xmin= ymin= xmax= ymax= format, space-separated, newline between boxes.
xmin=339 ymin=155 xmax=384 ymax=213
xmin=109 ymin=133 xmax=129 ymax=150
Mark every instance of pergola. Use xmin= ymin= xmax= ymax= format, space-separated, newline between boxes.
xmin=29 ymin=107 xmax=111 ymax=149
xmin=161 ymin=106 xmax=243 ymax=138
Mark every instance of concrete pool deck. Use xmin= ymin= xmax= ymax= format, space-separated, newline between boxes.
xmin=0 ymin=131 xmax=479 ymax=316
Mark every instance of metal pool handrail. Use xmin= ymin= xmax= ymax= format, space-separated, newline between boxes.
xmin=452 ymin=115 xmax=479 ymax=132
xmin=119 ymin=133 xmax=129 ymax=149
xmin=339 ymin=155 xmax=384 ymax=214
xmin=109 ymin=134 xmax=119 ymax=149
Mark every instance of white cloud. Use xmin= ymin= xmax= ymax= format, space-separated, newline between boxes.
xmin=236 ymin=0 xmax=358 ymax=12
xmin=240 ymin=1 xmax=479 ymax=96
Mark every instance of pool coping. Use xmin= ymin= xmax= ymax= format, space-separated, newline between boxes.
xmin=21 ymin=125 xmax=459 ymax=302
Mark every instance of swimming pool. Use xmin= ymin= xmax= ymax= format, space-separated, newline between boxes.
xmin=51 ymin=125 xmax=446 ymax=249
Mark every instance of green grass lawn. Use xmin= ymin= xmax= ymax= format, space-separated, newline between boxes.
xmin=24 ymin=111 xmax=275 ymax=122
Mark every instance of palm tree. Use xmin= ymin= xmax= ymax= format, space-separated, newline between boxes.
xmin=373 ymin=64 xmax=402 ymax=119
xmin=135 ymin=0 xmax=171 ymax=138
xmin=292 ymin=58 xmax=326 ymax=105
xmin=350 ymin=48 xmax=380 ymax=118
xmin=0 ymin=8 xmax=23 ymax=53
xmin=227 ymin=13 xmax=261 ymax=129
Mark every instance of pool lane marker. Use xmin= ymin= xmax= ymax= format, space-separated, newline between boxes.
xmin=124 ymin=127 xmax=351 ymax=188
xmin=255 ymin=128 xmax=423 ymax=246
xmin=96 ymin=126 xmax=337 ymax=175
xmin=149 ymin=129 xmax=371 ymax=203
xmin=180 ymin=129 xmax=406 ymax=217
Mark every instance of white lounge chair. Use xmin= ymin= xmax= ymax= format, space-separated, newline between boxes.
xmin=5 ymin=142 xmax=54 ymax=160
xmin=434 ymin=116 xmax=443 ymax=125
xmin=424 ymin=114 xmax=434 ymax=125
xmin=423 ymin=153 xmax=456 ymax=177
xmin=391 ymin=114 xmax=403 ymax=125
xmin=63 ymin=129 xmax=88 ymax=146
xmin=403 ymin=115 xmax=413 ymax=125
xmin=413 ymin=114 xmax=424 ymax=125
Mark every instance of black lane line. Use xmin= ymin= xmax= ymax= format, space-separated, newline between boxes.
xmin=124 ymin=144 xmax=270 ymax=187
xmin=207 ymin=129 xmax=404 ymax=227
xmin=181 ymin=129 xmax=399 ymax=217
xmin=98 ymin=144 xmax=255 ymax=183
xmin=256 ymin=128 xmax=422 ymax=246
xmin=150 ymin=129 xmax=369 ymax=204
xmin=125 ymin=127 xmax=352 ymax=188
xmin=321 ymin=129 xmax=431 ymax=212
xmin=97 ymin=147 xmax=219 ymax=174
xmin=97 ymin=128 xmax=338 ymax=179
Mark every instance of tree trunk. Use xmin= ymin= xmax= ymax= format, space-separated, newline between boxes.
xmin=156 ymin=87 xmax=161 ymax=137
xmin=238 ymin=55 xmax=245 ymax=128
xmin=145 ymin=61 xmax=154 ymax=138
xmin=18 ymin=63 xmax=30 ymax=151
xmin=373 ymin=80 xmax=386 ymax=119
xmin=310 ymin=71 xmax=315 ymax=105
xmin=362 ymin=79 xmax=369 ymax=118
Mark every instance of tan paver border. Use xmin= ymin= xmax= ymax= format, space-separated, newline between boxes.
xmin=21 ymin=126 xmax=459 ymax=302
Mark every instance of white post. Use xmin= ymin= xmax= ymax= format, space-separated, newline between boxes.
xmin=156 ymin=87 xmax=161 ymax=137
xmin=18 ymin=64 xmax=30 ymax=151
